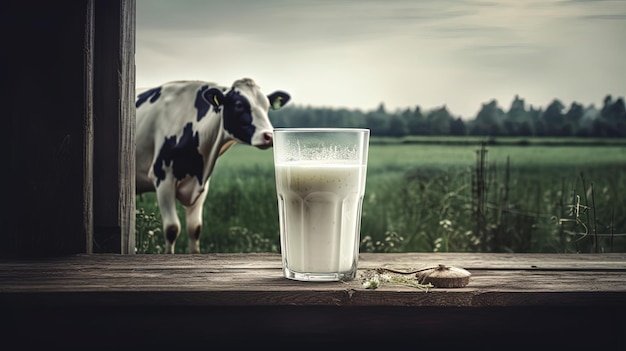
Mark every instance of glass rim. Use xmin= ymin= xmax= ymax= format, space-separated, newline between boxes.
xmin=273 ymin=127 xmax=370 ymax=133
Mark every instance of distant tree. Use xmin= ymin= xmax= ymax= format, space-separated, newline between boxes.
xmin=388 ymin=113 xmax=409 ymax=137
xmin=517 ymin=120 xmax=534 ymax=136
xmin=598 ymin=95 xmax=626 ymax=136
xmin=503 ymin=120 xmax=517 ymax=136
xmin=401 ymin=107 xmax=412 ymax=121
xmin=271 ymin=94 xmax=626 ymax=138
xmin=541 ymin=99 xmax=567 ymax=136
xmin=375 ymin=102 xmax=387 ymax=114
xmin=565 ymin=102 xmax=584 ymax=124
xmin=404 ymin=106 xmax=429 ymax=135
xmin=426 ymin=106 xmax=453 ymax=135
xmin=338 ymin=108 xmax=367 ymax=128
xmin=471 ymin=100 xmax=504 ymax=136
xmin=613 ymin=98 xmax=626 ymax=136
xmin=365 ymin=105 xmax=389 ymax=136
xmin=505 ymin=95 xmax=531 ymax=136
xmin=269 ymin=107 xmax=289 ymax=127
xmin=450 ymin=117 xmax=467 ymax=136
xmin=508 ymin=95 xmax=527 ymax=120
xmin=270 ymin=106 xmax=316 ymax=128
xmin=591 ymin=118 xmax=611 ymax=137
xmin=297 ymin=108 xmax=316 ymax=128
xmin=564 ymin=102 xmax=584 ymax=136
xmin=601 ymin=95 xmax=613 ymax=119
xmin=534 ymin=119 xmax=547 ymax=137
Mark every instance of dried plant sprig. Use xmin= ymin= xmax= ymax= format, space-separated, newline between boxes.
xmin=360 ymin=268 xmax=434 ymax=291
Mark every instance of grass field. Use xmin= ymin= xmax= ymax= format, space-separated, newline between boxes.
xmin=136 ymin=137 xmax=626 ymax=254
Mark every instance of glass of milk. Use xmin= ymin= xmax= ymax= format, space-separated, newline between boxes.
xmin=273 ymin=128 xmax=370 ymax=281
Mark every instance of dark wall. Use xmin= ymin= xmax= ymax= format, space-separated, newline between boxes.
xmin=2 ymin=2 xmax=93 ymax=256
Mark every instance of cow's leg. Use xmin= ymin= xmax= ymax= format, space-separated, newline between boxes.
xmin=185 ymin=186 xmax=209 ymax=254
xmin=156 ymin=178 xmax=181 ymax=254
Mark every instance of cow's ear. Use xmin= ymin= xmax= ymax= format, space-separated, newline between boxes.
xmin=268 ymin=91 xmax=290 ymax=110
xmin=203 ymin=88 xmax=226 ymax=108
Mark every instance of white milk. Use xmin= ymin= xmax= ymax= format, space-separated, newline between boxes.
xmin=275 ymin=160 xmax=367 ymax=275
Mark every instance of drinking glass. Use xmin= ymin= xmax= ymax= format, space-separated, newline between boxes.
xmin=273 ymin=128 xmax=370 ymax=281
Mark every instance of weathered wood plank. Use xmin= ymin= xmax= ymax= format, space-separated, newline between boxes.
xmin=2 ymin=253 xmax=625 ymax=348
xmin=364 ymin=252 xmax=626 ymax=270
xmin=2 ymin=252 xmax=625 ymax=273
xmin=1 ymin=253 xmax=625 ymax=308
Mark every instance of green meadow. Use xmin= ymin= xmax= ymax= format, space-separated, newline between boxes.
xmin=136 ymin=137 xmax=626 ymax=254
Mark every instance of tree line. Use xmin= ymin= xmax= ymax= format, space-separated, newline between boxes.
xmin=270 ymin=94 xmax=626 ymax=137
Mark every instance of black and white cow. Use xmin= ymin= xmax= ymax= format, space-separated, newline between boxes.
xmin=135 ymin=78 xmax=290 ymax=253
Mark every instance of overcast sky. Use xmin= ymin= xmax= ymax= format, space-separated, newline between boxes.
xmin=136 ymin=0 xmax=626 ymax=119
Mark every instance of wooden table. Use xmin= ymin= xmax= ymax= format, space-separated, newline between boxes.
xmin=2 ymin=253 xmax=625 ymax=349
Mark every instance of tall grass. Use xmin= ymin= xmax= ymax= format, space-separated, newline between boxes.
xmin=136 ymin=138 xmax=626 ymax=253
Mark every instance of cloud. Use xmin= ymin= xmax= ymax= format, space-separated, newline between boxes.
xmin=136 ymin=0 xmax=626 ymax=118
xmin=581 ymin=14 xmax=626 ymax=20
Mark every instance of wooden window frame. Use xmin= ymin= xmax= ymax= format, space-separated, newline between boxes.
xmin=4 ymin=0 xmax=135 ymax=257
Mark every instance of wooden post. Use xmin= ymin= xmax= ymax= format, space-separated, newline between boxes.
xmin=2 ymin=1 xmax=135 ymax=257
xmin=3 ymin=1 xmax=95 ymax=256
xmin=93 ymin=1 xmax=136 ymax=254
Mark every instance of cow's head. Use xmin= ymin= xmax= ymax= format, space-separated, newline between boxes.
xmin=202 ymin=78 xmax=290 ymax=149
